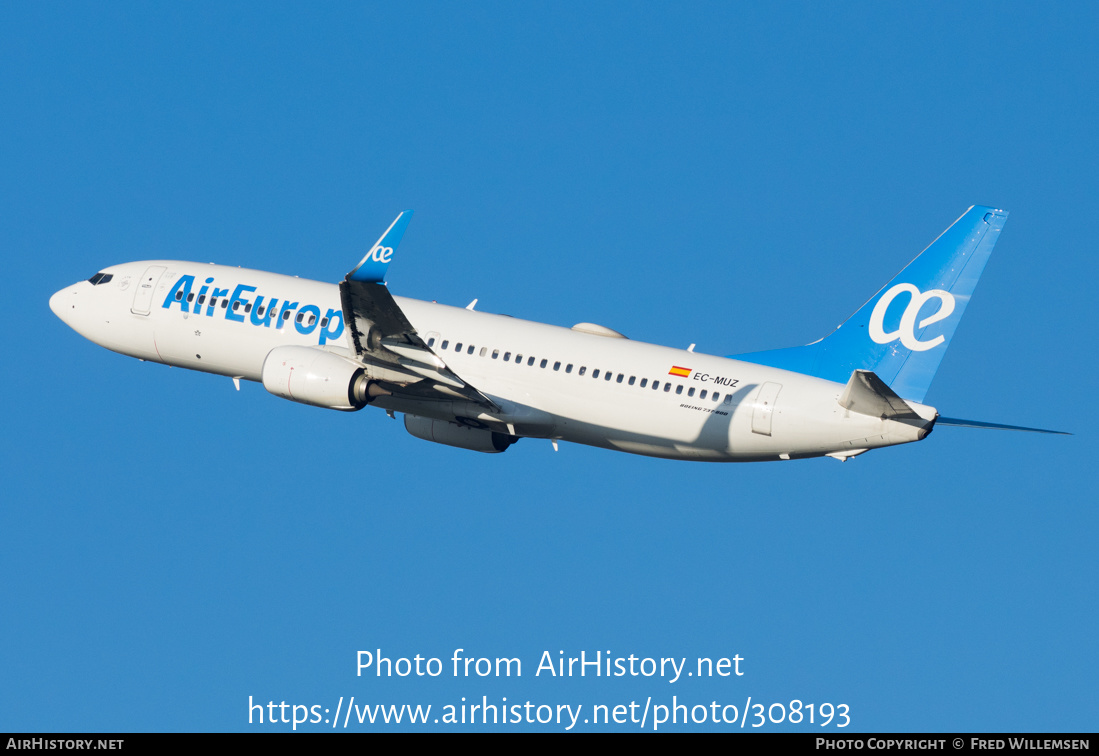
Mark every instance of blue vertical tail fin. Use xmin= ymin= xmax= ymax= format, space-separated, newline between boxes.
xmin=733 ymin=205 xmax=1008 ymax=403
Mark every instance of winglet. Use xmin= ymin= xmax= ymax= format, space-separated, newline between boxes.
xmin=347 ymin=211 xmax=414 ymax=283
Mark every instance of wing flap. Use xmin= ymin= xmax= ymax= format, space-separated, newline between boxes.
xmin=339 ymin=213 xmax=497 ymax=410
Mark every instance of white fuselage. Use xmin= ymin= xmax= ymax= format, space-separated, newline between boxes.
xmin=50 ymin=260 xmax=937 ymax=461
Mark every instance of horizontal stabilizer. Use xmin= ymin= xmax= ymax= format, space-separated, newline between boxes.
xmin=936 ymin=417 xmax=1071 ymax=435
xmin=839 ymin=370 xmax=920 ymax=421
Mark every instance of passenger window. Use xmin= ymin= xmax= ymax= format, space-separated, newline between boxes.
xmin=565 ymin=364 xmax=573 ymax=373
xmin=616 ymin=374 xmax=623 ymax=383
xmin=427 ymin=337 xmax=435 ymax=347
xmin=700 ymin=389 xmax=707 ymax=399
xmin=468 ymin=345 xmax=476 ymax=355
xmin=592 ymin=369 xmax=600 ymax=379
xmin=257 ymin=306 xmax=265 ymax=316
xmin=187 ymin=293 xmax=195 ymax=302
xmin=640 ymin=378 xmax=648 ymax=388
xmin=724 ymin=395 xmax=732 ymax=405
xmin=676 ymin=385 xmax=683 ymax=395
xmin=198 ymin=295 xmax=206 ymax=305
xmin=605 ymin=372 xmax=612 ymax=381
xmin=441 ymin=340 xmax=449 ymax=349
xmin=221 ymin=300 xmax=228 ymax=309
xmin=491 ymin=349 xmax=499 ymax=359
xmin=307 ymin=315 xmax=316 ymax=326
xmin=232 ymin=301 xmax=240 ymax=310
xmin=455 ymin=343 xmax=463 ymax=352
xmin=664 ymin=383 xmax=671 ymax=392
xmin=282 ymin=309 xmax=292 ymax=320
xmin=653 ymin=381 xmax=660 ymax=390
xmin=628 ymin=376 xmax=636 ymax=385
xmin=504 ymin=352 xmax=511 ymax=361
xmin=318 ymin=316 xmax=326 ymax=326
xmin=528 ymin=356 xmax=535 ymax=366
xmin=688 ymin=387 xmax=695 ymax=397
xmin=553 ymin=361 xmax=561 ymax=371
xmin=579 ymin=366 xmax=586 ymax=376
xmin=479 ymin=347 xmax=487 ymax=356
xmin=245 ymin=303 xmax=252 ymax=313
xmin=540 ymin=358 xmax=548 ymax=368
xmin=515 ymin=354 xmax=523 ymax=364
xmin=175 ymin=291 xmax=184 ymax=301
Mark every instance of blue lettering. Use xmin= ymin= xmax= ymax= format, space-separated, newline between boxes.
xmin=208 ymin=287 xmax=229 ymax=316
xmin=276 ymin=301 xmax=299 ymax=330
xmin=163 ymin=275 xmax=194 ymax=312
xmin=226 ymin=284 xmax=256 ymax=323
xmin=196 ymin=277 xmax=212 ymax=311
xmin=295 ymin=305 xmax=320 ymax=335
xmin=319 ymin=308 xmax=344 ymax=345
xmin=250 ymin=296 xmax=278 ymax=327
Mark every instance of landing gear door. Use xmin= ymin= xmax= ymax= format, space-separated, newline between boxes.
xmin=751 ymin=381 xmax=782 ymax=436
xmin=131 ymin=265 xmax=167 ymax=315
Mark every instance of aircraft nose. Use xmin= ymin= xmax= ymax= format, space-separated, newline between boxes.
xmin=50 ymin=284 xmax=78 ymax=325
xmin=49 ymin=288 xmax=63 ymax=317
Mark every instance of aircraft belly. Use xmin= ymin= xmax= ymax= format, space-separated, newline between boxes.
xmin=58 ymin=292 xmax=163 ymax=365
xmin=150 ymin=309 xmax=274 ymax=379
xmin=724 ymin=379 xmax=929 ymax=458
xmin=97 ymin=313 xmax=160 ymax=363
xmin=535 ymin=388 xmax=734 ymax=459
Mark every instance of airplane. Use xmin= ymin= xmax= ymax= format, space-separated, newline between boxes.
xmin=49 ymin=205 xmax=1066 ymax=462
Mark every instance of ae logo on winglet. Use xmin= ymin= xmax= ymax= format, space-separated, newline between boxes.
xmin=365 ymin=245 xmax=394 ymax=263
xmin=868 ymin=283 xmax=956 ymax=352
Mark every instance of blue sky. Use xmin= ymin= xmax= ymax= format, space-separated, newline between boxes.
xmin=3 ymin=1 xmax=1096 ymax=732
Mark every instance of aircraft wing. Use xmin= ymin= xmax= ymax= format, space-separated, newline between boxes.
xmin=340 ymin=212 xmax=498 ymax=409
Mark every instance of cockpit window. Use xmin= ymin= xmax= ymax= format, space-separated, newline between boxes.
xmin=87 ymin=272 xmax=113 ymax=285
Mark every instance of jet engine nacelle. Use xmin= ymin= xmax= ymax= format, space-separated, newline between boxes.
xmin=404 ymin=414 xmax=517 ymax=453
xmin=262 ymin=345 xmax=379 ymax=411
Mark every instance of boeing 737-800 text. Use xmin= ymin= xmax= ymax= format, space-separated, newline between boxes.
xmin=49 ymin=206 xmax=1065 ymax=461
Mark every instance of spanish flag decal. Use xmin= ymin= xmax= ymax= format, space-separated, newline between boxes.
xmin=668 ymin=366 xmax=692 ymax=378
